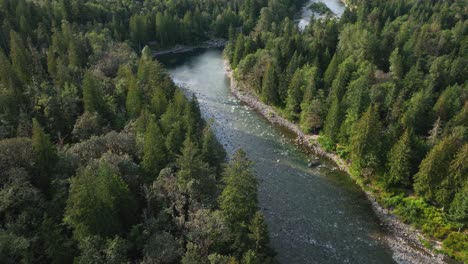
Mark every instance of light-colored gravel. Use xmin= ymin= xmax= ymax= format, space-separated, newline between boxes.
xmin=225 ymin=60 xmax=452 ymax=264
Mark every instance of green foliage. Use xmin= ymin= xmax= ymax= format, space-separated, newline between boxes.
xmin=382 ymin=195 xmax=450 ymax=239
xmin=201 ymin=123 xmax=227 ymax=173
xmin=261 ymin=62 xmax=279 ymax=105
xmin=32 ymin=119 xmax=57 ymax=192
xmin=349 ymin=105 xmax=382 ymax=179
xmin=220 ymin=150 xmax=258 ymax=227
xmin=75 ymin=235 xmax=129 ymax=264
xmin=442 ymin=232 xmax=468 ymax=262
xmin=125 ymin=77 xmax=142 ymax=119
xmin=141 ymin=118 xmax=166 ymax=182
xmin=386 ymin=129 xmax=413 ymax=187
xmin=318 ymin=135 xmax=335 ymax=152
xmin=9 ymin=30 xmax=32 ymax=84
xmin=414 ymin=136 xmax=461 ymax=207
xmin=64 ymin=162 xmax=137 ymax=240
xmin=248 ymin=211 xmax=271 ymax=257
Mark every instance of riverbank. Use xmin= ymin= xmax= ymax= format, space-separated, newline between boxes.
xmin=152 ymin=38 xmax=226 ymax=56
xmin=224 ymin=60 xmax=451 ymax=264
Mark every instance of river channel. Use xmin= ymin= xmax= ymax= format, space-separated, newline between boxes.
xmin=158 ymin=48 xmax=396 ymax=263
xmin=157 ymin=0 xmax=399 ymax=262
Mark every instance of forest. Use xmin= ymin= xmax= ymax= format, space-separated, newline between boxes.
xmin=0 ymin=0 xmax=467 ymax=262
xmin=226 ymin=0 xmax=467 ymax=261
xmin=0 ymin=0 xmax=280 ymax=263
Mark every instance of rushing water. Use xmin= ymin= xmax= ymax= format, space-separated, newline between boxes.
xmin=159 ymin=49 xmax=396 ymax=263
xmin=297 ymin=0 xmax=346 ymax=30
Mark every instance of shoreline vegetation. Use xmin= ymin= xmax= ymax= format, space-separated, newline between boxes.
xmin=308 ymin=2 xmax=333 ymax=16
xmin=224 ymin=60 xmax=452 ymax=264
xmin=152 ymin=39 xmax=227 ymax=56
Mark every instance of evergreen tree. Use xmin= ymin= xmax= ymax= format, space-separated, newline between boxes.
xmin=220 ymin=150 xmax=257 ymax=225
xmin=389 ymin=48 xmax=403 ymax=79
xmin=349 ymin=105 xmax=383 ymax=179
xmin=32 ymin=119 xmax=57 ymax=193
xmin=201 ymin=123 xmax=226 ymax=173
xmin=9 ymin=30 xmax=32 ymax=84
xmin=323 ymin=53 xmax=338 ymax=89
xmin=64 ymin=162 xmax=136 ymax=240
xmin=125 ymin=77 xmax=142 ymax=119
xmin=323 ymin=96 xmax=343 ymax=142
xmin=261 ymin=63 xmax=278 ymax=105
xmin=82 ymin=72 xmax=100 ymax=114
xmin=141 ymin=119 xmax=166 ymax=181
xmin=150 ymin=87 xmax=168 ymax=119
xmin=386 ymin=129 xmax=413 ymax=187
xmin=414 ymin=136 xmax=460 ymax=207
xmin=219 ymin=149 xmax=258 ymax=255
xmin=248 ymin=211 xmax=270 ymax=257
xmin=285 ymin=69 xmax=304 ymax=121
xmin=232 ymin=34 xmax=245 ymax=68
xmin=177 ymin=138 xmax=215 ymax=202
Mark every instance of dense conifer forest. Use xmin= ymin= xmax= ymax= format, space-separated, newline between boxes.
xmin=226 ymin=0 xmax=467 ymax=261
xmin=0 ymin=0 xmax=280 ymax=263
xmin=0 ymin=0 xmax=466 ymax=262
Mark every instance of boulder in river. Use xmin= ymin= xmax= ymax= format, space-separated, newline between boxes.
xmin=308 ymin=159 xmax=320 ymax=168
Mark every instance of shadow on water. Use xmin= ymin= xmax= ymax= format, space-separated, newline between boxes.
xmin=161 ymin=48 xmax=396 ymax=264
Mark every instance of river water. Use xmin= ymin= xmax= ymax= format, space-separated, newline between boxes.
xmin=160 ymin=49 xmax=395 ymax=263
xmin=158 ymin=0 xmax=397 ymax=262
xmin=297 ymin=0 xmax=346 ymax=30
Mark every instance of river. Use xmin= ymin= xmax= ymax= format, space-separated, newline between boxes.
xmin=159 ymin=48 xmax=395 ymax=263
xmin=157 ymin=0 xmax=398 ymax=262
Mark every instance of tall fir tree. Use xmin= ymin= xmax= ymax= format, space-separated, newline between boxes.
xmin=9 ymin=30 xmax=32 ymax=84
xmin=32 ymin=118 xmax=58 ymax=193
xmin=126 ymin=77 xmax=142 ymax=119
xmin=386 ymin=129 xmax=413 ymax=187
xmin=141 ymin=119 xmax=166 ymax=181
xmin=261 ymin=63 xmax=278 ymax=105
xmin=414 ymin=136 xmax=460 ymax=207
xmin=349 ymin=105 xmax=383 ymax=179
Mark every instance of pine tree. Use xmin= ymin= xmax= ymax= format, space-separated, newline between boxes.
xmin=323 ymin=54 xmax=338 ymax=89
xmin=414 ymin=136 xmax=460 ymax=207
xmin=386 ymin=129 xmax=413 ymax=187
xmin=349 ymin=105 xmax=383 ymax=179
xmin=389 ymin=48 xmax=404 ymax=79
xmin=248 ymin=211 xmax=270 ymax=256
xmin=323 ymin=96 xmax=343 ymax=142
xmin=126 ymin=77 xmax=142 ymax=118
xmin=141 ymin=119 xmax=166 ymax=181
xmin=82 ymin=72 xmax=100 ymax=113
xmin=201 ymin=123 xmax=226 ymax=173
xmin=9 ymin=30 xmax=32 ymax=84
xmin=220 ymin=150 xmax=258 ymax=225
xmin=64 ymin=162 xmax=136 ymax=240
xmin=285 ymin=69 xmax=304 ymax=121
xmin=261 ymin=63 xmax=278 ymax=105
xmin=0 ymin=48 xmax=21 ymax=98
xmin=32 ymin=118 xmax=57 ymax=192
xmin=150 ymin=87 xmax=168 ymax=119
xmin=300 ymin=98 xmax=323 ymax=133
xmin=232 ymin=34 xmax=244 ymax=68
xmin=176 ymin=138 xmax=215 ymax=202
xmin=280 ymin=52 xmax=301 ymax=103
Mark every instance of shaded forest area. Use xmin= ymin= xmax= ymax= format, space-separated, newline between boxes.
xmin=226 ymin=0 xmax=467 ymax=261
xmin=0 ymin=0 xmax=284 ymax=263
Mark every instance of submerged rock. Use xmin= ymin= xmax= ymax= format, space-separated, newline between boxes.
xmin=308 ymin=159 xmax=320 ymax=168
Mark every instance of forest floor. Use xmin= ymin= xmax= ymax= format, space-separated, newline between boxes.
xmin=224 ymin=60 xmax=452 ymax=264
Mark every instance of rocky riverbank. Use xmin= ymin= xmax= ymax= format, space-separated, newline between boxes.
xmin=224 ymin=60 xmax=451 ymax=264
